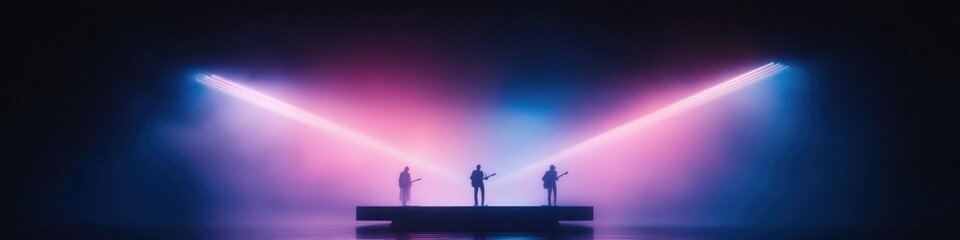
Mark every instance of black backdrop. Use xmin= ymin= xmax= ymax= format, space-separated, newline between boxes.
xmin=7 ymin=1 xmax=957 ymax=236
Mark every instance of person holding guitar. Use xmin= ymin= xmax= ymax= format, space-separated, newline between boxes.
xmin=398 ymin=167 xmax=421 ymax=206
xmin=542 ymin=165 xmax=568 ymax=206
xmin=470 ymin=164 xmax=495 ymax=206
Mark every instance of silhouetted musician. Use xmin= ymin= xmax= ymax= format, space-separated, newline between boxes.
xmin=399 ymin=167 xmax=412 ymax=206
xmin=542 ymin=165 xmax=567 ymax=206
xmin=470 ymin=164 xmax=495 ymax=206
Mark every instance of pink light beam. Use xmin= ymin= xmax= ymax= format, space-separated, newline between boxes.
xmin=500 ymin=62 xmax=789 ymax=182
xmin=195 ymin=74 xmax=462 ymax=181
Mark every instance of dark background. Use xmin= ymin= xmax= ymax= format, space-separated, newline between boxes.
xmin=7 ymin=1 xmax=957 ymax=237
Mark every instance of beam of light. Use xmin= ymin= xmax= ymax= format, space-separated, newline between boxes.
xmin=500 ymin=62 xmax=789 ymax=182
xmin=195 ymin=74 xmax=462 ymax=180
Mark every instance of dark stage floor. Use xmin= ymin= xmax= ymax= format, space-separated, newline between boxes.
xmin=208 ymin=224 xmax=906 ymax=239
xmin=18 ymin=224 xmax=949 ymax=239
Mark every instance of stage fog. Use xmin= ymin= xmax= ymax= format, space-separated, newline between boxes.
xmin=149 ymin=54 xmax=840 ymax=226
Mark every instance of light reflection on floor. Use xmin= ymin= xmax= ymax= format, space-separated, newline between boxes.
xmin=204 ymin=223 xmax=870 ymax=240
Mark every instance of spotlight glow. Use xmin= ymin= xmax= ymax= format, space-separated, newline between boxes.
xmin=500 ymin=62 xmax=789 ymax=181
xmin=195 ymin=74 xmax=461 ymax=180
xmin=196 ymin=62 xmax=786 ymax=190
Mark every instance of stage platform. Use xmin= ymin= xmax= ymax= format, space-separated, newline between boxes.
xmin=357 ymin=206 xmax=592 ymax=230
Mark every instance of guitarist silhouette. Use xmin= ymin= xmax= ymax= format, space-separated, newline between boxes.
xmin=542 ymin=165 xmax=567 ymax=206
xmin=398 ymin=167 xmax=420 ymax=206
xmin=470 ymin=164 xmax=496 ymax=206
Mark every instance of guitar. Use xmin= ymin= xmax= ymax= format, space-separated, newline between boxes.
xmin=400 ymin=178 xmax=421 ymax=188
xmin=472 ymin=173 xmax=496 ymax=187
xmin=543 ymin=171 xmax=568 ymax=188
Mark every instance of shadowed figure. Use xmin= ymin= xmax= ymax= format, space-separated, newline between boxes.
xmin=470 ymin=164 xmax=495 ymax=206
xmin=399 ymin=167 xmax=412 ymax=206
xmin=542 ymin=165 xmax=566 ymax=206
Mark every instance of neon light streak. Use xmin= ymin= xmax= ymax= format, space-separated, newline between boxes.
xmin=195 ymin=74 xmax=461 ymax=180
xmin=500 ymin=63 xmax=789 ymax=181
